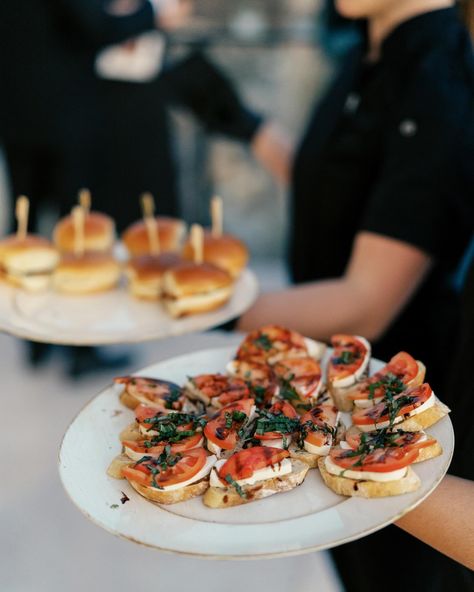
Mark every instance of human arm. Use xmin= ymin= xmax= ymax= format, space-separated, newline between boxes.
xmin=238 ymin=231 xmax=431 ymax=341
xmin=395 ymin=474 xmax=474 ymax=571
xmin=251 ymin=121 xmax=295 ymax=186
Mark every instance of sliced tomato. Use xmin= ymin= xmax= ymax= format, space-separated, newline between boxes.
xmin=122 ymin=447 xmax=207 ymax=488
xmin=254 ymin=400 xmax=299 ymax=440
xmin=273 ymin=357 xmax=322 ymax=400
xmin=349 ymin=352 xmax=419 ymax=401
xmin=135 ymin=406 xmax=194 ymax=434
xmin=330 ymin=446 xmax=419 ymax=473
xmin=235 ymin=325 xmax=308 ymax=364
xmin=189 ymin=374 xmax=251 ymax=406
xmin=227 ymin=359 xmax=279 ymax=407
xmin=352 ymin=383 xmax=433 ymax=427
xmin=301 ymin=403 xmax=338 ymax=447
xmin=327 ymin=334 xmax=369 ymax=382
xmin=384 ymin=352 xmax=419 ymax=383
xmin=122 ymin=432 xmax=203 ymax=456
xmin=345 ymin=429 xmax=436 ymax=452
xmin=115 ymin=376 xmax=183 ymax=409
xmin=204 ymin=399 xmax=254 ymax=450
xmin=218 ymin=446 xmax=290 ymax=482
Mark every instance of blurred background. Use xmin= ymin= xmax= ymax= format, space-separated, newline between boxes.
xmin=0 ymin=1 xmax=346 ymax=591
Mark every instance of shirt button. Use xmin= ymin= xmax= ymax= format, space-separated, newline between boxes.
xmin=344 ymin=92 xmax=360 ymax=114
xmin=399 ymin=119 xmax=418 ymax=137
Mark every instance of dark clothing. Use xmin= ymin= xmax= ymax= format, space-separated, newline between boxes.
xmin=291 ymin=8 xmax=474 ymax=396
xmin=290 ymin=8 xmax=474 ymax=591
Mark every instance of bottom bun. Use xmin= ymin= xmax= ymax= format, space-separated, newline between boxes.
xmin=318 ymin=457 xmax=420 ymax=498
xmin=3 ymin=271 xmax=52 ymax=292
xmin=126 ymin=477 xmax=209 ymax=504
xmin=53 ymin=254 xmax=121 ymax=294
xmin=203 ymin=459 xmax=309 ymax=508
xmin=163 ymin=285 xmax=234 ymax=318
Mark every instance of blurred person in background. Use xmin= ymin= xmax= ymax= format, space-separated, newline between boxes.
xmin=234 ymin=0 xmax=473 ymax=589
xmin=160 ymin=0 xmax=474 ymax=589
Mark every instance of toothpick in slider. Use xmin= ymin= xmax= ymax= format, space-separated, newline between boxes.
xmin=78 ymin=188 xmax=91 ymax=214
xmin=16 ymin=195 xmax=30 ymax=241
xmin=72 ymin=205 xmax=85 ymax=257
xmin=140 ymin=192 xmax=160 ymax=255
xmin=190 ymin=224 xmax=204 ymax=264
xmin=211 ymin=195 xmax=223 ymax=238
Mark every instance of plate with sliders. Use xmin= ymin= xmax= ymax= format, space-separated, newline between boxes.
xmin=59 ymin=327 xmax=454 ymax=559
xmin=0 ymin=194 xmax=258 ymax=345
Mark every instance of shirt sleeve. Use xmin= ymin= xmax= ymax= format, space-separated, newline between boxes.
xmin=58 ymin=0 xmax=155 ymax=46
xmin=361 ymin=60 xmax=472 ymax=258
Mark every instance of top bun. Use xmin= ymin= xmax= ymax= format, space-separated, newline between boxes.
xmin=126 ymin=252 xmax=182 ymax=280
xmin=182 ymin=231 xmax=248 ymax=278
xmin=163 ymin=262 xmax=233 ymax=298
xmin=122 ymin=217 xmax=186 ymax=256
xmin=53 ymin=211 xmax=115 ymax=253
xmin=0 ymin=234 xmax=59 ymax=273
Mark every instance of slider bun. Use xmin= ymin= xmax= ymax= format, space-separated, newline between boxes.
xmin=0 ymin=234 xmax=59 ymax=273
xmin=162 ymin=262 xmax=234 ymax=318
xmin=122 ymin=217 xmax=186 ymax=256
xmin=125 ymin=252 xmax=182 ymax=300
xmin=182 ymin=232 xmax=249 ymax=278
xmin=53 ymin=211 xmax=115 ymax=253
xmin=53 ymin=252 xmax=121 ymax=294
xmin=163 ymin=262 xmax=233 ymax=297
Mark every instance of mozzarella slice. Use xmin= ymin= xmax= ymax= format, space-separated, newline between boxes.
xmin=210 ymin=457 xmax=292 ymax=488
xmin=357 ymin=391 xmax=436 ymax=432
xmin=324 ymin=455 xmax=407 ymax=482
xmin=304 ymin=337 xmax=326 ymax=361
xmin=331 ymin=336 xmax=371 ymax=388
xmin=261 ymin=436 xmax=292 ymax=449
xmin=303 ymin=440 xmax=331 ymax=455
xmin=353 ymin=395 xmax=384 ymax=408
xmin=206 ymin=439 xmax=222 ymax=456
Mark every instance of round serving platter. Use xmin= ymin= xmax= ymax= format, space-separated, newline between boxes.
xmin=59 ymin=346 xmax=454 ymax=559
xmin=0 ymin=269 xmax=257 ymax=345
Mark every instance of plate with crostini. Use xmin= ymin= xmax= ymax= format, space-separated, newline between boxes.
xmin=59 ymin=326 xmax=454 ymax=559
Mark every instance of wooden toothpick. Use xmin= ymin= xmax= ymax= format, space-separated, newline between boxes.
xmin=78 ymin=188 xmax=91 ymax=214
xmin=211 ymin=195 xmax=223 ymax=238
xmin=190 ymin=224 xmax=204 ymax=264
xmin=140 ymin=192 xmax=160 ymax=255
xmin=72 ymin=206 xmax=85 ymax=257
xmin=16 ymin=196 xmax=30 ymax=241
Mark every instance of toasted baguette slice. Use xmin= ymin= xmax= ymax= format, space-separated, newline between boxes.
xmin=119 ymin=389 xmax=140 ymax=410
xmin=107 ymin=453 xmax=133 ymax=479
xmin=127 ymin=476 xmax=209 ymax=504
xmin=119 ymin=422 xmax=141 ymax=442
xmin=203 ymin=459 xmax=309 ymax=508
xmin=328 ymin=365 xmax=370 ymax=412
xmin=343 ymin=425 xmax=442 ymax=463
xmin=318 ymin=457 xmax=420 ymax=498
xmin=394 ymin=399 xmax=450 ymax=432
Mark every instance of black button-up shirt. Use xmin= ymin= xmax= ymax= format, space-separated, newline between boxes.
xmin=291 ymin=7 xmax=474 ymax=393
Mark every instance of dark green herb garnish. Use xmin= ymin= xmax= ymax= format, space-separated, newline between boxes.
xmin=224 ymin=474 xmax=247 ymax=499
xmin=135 ymin=447 xmax=183 ymax=489
xmin=279 ymin=376 xmax=300 ymax=402
xmin=253 ymin=334 xmax=273 ymax=351
xmin=164 ymin=385 xmax=183 ymax=409
xmin=367 ymin=372 xmax=405 ymax=401
xmin=332 ymin=350 xmax=358 ymax=365
xmin=255 ymin=409 xmax=300 ymax=436
xmin=247 ymin=383 xmax=267 ymax=407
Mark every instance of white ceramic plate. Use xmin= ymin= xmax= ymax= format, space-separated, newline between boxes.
xmin=59 ymin=346 xmax=453 ymax=559
xmin=0 ymin=269 xmax=257 ymax=345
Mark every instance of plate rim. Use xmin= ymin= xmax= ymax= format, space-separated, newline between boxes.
xmin=58 ymin=345 xmax=454 ymax=560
